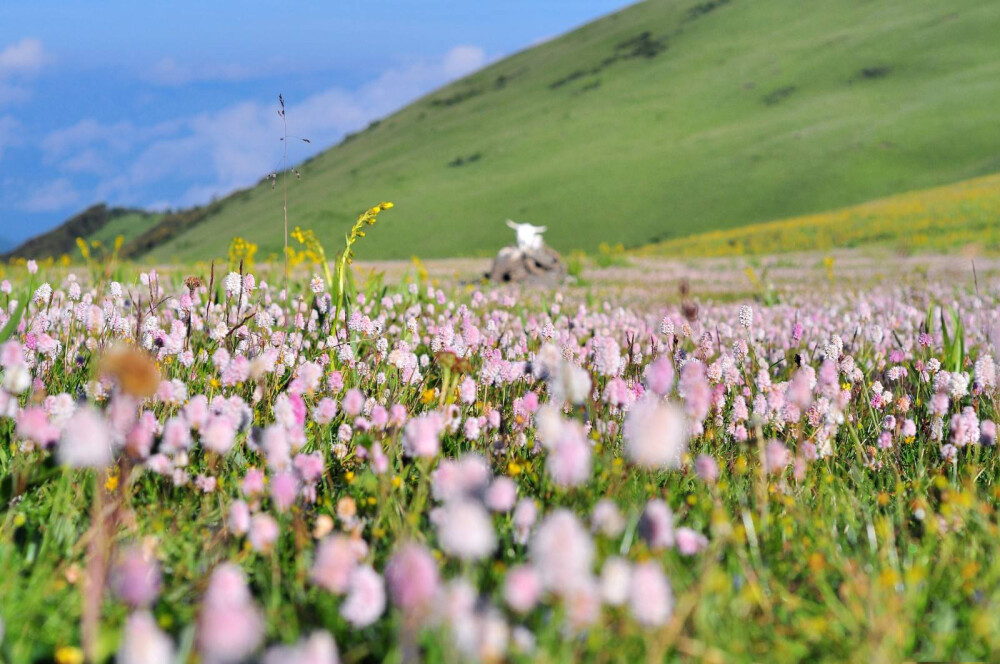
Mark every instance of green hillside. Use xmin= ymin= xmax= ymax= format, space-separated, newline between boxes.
xmin=136 ymin=0 xmax=1000 ymax=261
xmin=4 ymin=205 xmax=163 ymax=261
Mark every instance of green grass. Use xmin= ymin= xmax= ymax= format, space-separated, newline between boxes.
xmin=142 ymin=0 xmax=1000 ymax=262
xmin=86 ymin=211 xmax=164 ymax=250
xmin=641 ymin=171 xmax=1000 ymax=257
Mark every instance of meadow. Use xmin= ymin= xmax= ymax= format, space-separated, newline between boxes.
xmin=1 ymin=210 xmax=1000 ymax=663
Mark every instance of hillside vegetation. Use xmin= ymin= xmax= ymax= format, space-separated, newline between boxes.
xmin=4 ymin=205 xmax=162 ymax=261
xmin=642 ymin=172 xmax=1000 ymax=258
xmin=13 ymin=0 xmax=1000 ymax=263
xmin=136 ymin=0 xmax=1000 ymax=261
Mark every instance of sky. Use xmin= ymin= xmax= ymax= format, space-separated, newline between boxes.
xmin=0 ymin=0 xmax=631 ymax=247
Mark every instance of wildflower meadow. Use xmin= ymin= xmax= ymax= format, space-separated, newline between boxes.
xmin=1 ymin=218 xmax=1000 ymax=663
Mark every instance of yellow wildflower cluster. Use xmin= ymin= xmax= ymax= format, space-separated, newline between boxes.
xmin=643 ymin=172 xmax=1000 ymax=258
xmin=227 ymin=236 xmax=258 ymax=270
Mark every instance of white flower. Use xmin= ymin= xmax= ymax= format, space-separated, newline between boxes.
xmin=59 ymin=407 xmax=113 ymax=468
xmin=600 ymin=556 xmax=631 ymax=606
xmin=436 ymin=500 xmax=496 ymax=561
xmin=118 ymin=611 xmax=175 ymax=664
xmin=225 ymin=272 xmax=242 ymax=297
xmin=624 ymin=397 xmax=688 ymax=469
xmin=33 ymin=283 xmax=52 ymax=304
xmin=2 ymin=364 xmax=31 ymax=394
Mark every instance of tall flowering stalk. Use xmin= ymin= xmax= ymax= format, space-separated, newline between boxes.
xmin=333 ymin=202 xmax=393 ymax=334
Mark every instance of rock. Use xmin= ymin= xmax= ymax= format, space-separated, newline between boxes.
xmin=487 ymin=245 xmax=566 ymax=286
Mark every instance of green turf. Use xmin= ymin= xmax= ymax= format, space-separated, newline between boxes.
xmin=86 ymin=211 xmax=163 ymax=249
xmin=144 ymin=0 xmax=1000 ymax=262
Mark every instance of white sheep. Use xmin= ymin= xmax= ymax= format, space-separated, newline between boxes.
xmin=505 ymin=220 xmax=547 ymax=252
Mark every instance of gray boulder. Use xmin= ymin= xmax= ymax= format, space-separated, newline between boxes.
xmin=487 ymin=245 xmax=566 ymax=286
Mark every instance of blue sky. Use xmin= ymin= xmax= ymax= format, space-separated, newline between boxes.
xmin=0 ymin=0 xmax=630 ymax=246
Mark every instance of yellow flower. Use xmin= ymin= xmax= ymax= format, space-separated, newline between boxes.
xmin=55 ymin=647 xmax=84 ymax=664
xmin=105 ymin=474 xmax=119 ymax=491
xmin=508 ymin=461 xmax=523 ymax=476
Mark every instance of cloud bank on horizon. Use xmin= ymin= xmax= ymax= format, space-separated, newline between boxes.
xmin=0 ymin=1 xmax=627 ymax=245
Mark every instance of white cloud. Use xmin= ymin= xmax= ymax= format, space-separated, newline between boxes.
xmin=0 ymin=115 xmax=19 ymax=161
xmin=22 ymin=178 xmax=80 ymax=212
xmin=51 ymin=44 xmax=489 ymax=209
xmin=146 ymin=57 xmax=259 ymax=86
xmin=0 ymin=38 xmax=49 ymax=78
xmin=0 ymin=38 xmax=51 ymax=107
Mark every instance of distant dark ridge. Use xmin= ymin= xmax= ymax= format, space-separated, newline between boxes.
xmin=4 ymin=204 xmax=150 ymax=261
xmin=118 ymin=183 xmax=257 ymax=260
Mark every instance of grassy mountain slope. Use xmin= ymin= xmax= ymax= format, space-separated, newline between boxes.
xmin=641 ymin=172 xmax=1000 ymax=257
xmin=136 ymin=0 xmax=1000 ymax=261
xmin=5 ymin=205 xmax=162 ymax=261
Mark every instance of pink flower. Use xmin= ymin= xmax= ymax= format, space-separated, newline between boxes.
xmin=311 ymin=535 xmax=361 ymax=594
xmin=403 ymin=413 xmax=442 ymax=458
xmin=263 ymin=632 xmax=339 ymax=664
xmin=229 ymin=500 xmax=251 ymax=535
xmin=16 ymin=406 xmax=59 ymax=448
xmin=184 ymin=395 xmax=210 ymax=430
xmin=545 ymin=420 xmax=591 ymax=487
xmin=385 ymin=542 xmax=440 ymax=615
xmin=341 ymin=388 xmax=365 ymax=417
xmin=982 ymin=420 xmax=997 ymax=446
xmin=459 ymin=376 xmax=477 ymax=404
xmin=294 ymin=452 xmax=325 ymax=483
xmin=638 ymin=499 xmax=674 ymax=550
xmin=678 ymin=361 xmax=711 ymax=425
xmin=591 ymin=499 xmax=625 ymax=537
xmin=271 ymin=471 xmax=299 ymax=512
xmin=694 ymin=454 xmax=719 ymax=483
xmin=59 ymin=406 xmax=113 ymax=468
xmin=340 ymin=565 xmax=385 ymax=628
xmin=327 ymin=370 xmax=344 ymax=394
xmin=0 ymin=340 xmax=24 ymax=368
xmin=764 ymin=441 xmax=791 ymax=474
xmin=486 ymin=477 xmax=517 ymax=512
xmin=111 ymin=546 xmax=161 ymax=608
xmin=248 ymin=513 xmax=279 ymax=552
xmin=503 ymin=565 xmax=542 ymax=614
xmin=628 ymin=562 xmax=673 ymax=626
xmin=161 ymin=417 xmax=191 ymax=453
xmin=603 ymin=377 xmax=630 ymax=407
xmin=643 ymin=356 xmax=674 ymax=397
xmin=201 ymin=415 xmax=237 ymax=455
xmin=675 ymin=527 xmax=708 ymax=556
xmin=241 ymin=468 xmax=266 ymax=496
xmin=198 ymin=564 xmax=264 ymax=663
xmin=513 ymin=498 xmax=537 ymax=544
xmin=530 ymin=510 xmax=593 ymax=596
xmin=313 ymin=398 xmax=339 ymax=425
